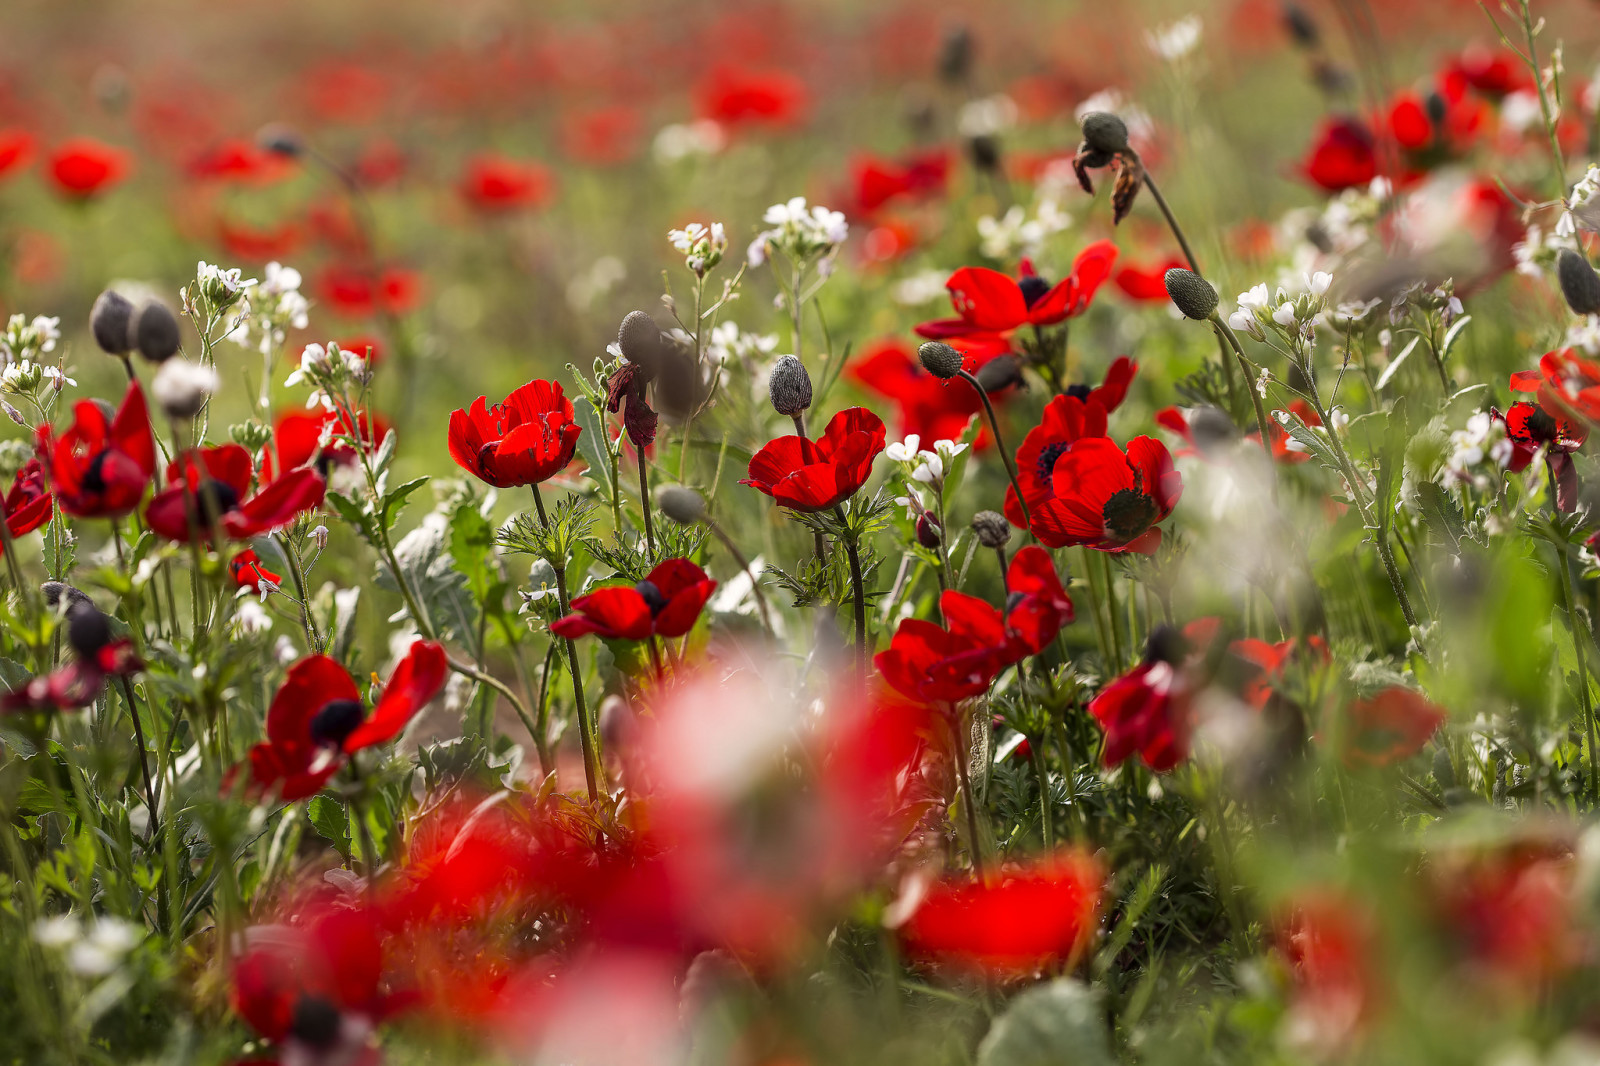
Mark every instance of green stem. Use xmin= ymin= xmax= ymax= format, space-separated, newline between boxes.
xmin=833 ymin=505 xmax=868 ymax=681
xmin=956 ymin=368 xmax=1031 ymax=529
xmin=533 ymin=486 xmax=602 ymax=801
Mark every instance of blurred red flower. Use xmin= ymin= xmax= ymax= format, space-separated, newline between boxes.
xmin=1029 ymin=435 xmax=1180 ymax=553
xmin=1497 ymin=400 xmax=1585 ymax=511
xmin=1511 ymin=348 xmax=1600 ymax=425
xmin=743 ymin=407 xmax=886 ymax=512
xmin=1114 ymin=256 xmax=1189 ymax=301
xmin=1 ymin=459 xmax=52 ymax=550
xmin=697 ymin=66 xmax=807 ymax=127
xmin=1003 ymin=545 xmax=1075 ymax=656
xmin=1435 ymin=846 xmax=1578 ymax=982
xmin=185 ymin=138 xmax=294 ymax=184
xmin=0 ymin=128 xmax=34 ymax=180
xmin=459 ymin=153 xmax=556 ymax=212
xmin=229 ymin=548 xmax=281 ymax=593
xmin=1445 ymin=46 xmax=1532 ymax=98
xmin=1297 ymin=117 xmax=1378 ymax=193
xmin=317 ymin=264 xmax=424 ymax=318
xmin=448 ymin=379 xmax=583 ymax=489
xmin=899 ymin=851 xmax=1102 ymax=974
xmin=552 ymin=559 xmax=717 ymax=642
xmin=47 ymin=138 xmax=132 ymax=199
xmin=1339 ymin=686 xmax=1445 ymax=768
xmin=262 ymin=407 xmax=388 ymax=482
xmin=217 ymin=217 xmax=304 ymax=261
xmin=1089 ymin=629 xmax=1193 ymax=771
xmin=847 ymin=337 xmax=1000 ymax=450
xmin=35 ymin=382 xmax=157 ymax=519
xmin=144 ymin=443 xmax=325 ymax=543
xmin=916 ymin=244 xmax=1119 ymax=350
xmin=1277 ymin=893 xmax=1378 ymax=1052
xmin=847 ymin=148 xmax=950 ymax=216
xmin=561 ymin=105 xmax=642 ymax=166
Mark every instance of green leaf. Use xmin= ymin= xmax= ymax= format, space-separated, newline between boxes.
xmin=1277 ymin=412 xmax=1342 ymax=478
xmin=378 ymin=511 xmax=479 ymax=650
xmin=327 ymin=490 xmax=377 ymax=546
xmin=572 ymin=398 xmax=614 ymax=503
xmin=1412 ymin=480 xmax=1465 ymax=553
xmin=976 ymin=979 xmax=1114 ymax=1066
xmin=380 ymin=477 xmax=431 ymax=532
xmin=306 ymin=795 xmax=350 ymax=859
xmin=449 ymin=500 xmax=499 ymax=604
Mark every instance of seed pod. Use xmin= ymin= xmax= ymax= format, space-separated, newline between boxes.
xmin=617 ymin=310 xmax=663 ymax=367
xmin=65 ymin=601 xmax=112 ymax=658
xmin=1164 ymin=268 xmax=1219 ymax=320
xmin=967 ymin=134 xmax=1001 ymax=173
xmin=971 ymin=510 xmax=1011 ymax=548
xmin=768 ymin=355 xmax=813 ymax=417
xmin=90 ymin=290 xmax=134 ymax=355
xmin=975 ymin=354 xmax=1023 ymax=393
xmin=128 ymin=299 xmax=181 ymax=363
xmin=41 ymin=581 xmax=96 ymax=614
xmin=1079 ymin=111 xmax=1130 ymax=154
xmin=917 ymin=341 xmax=964 ymax=380
xmin=1557 ymin=250 xmax=1600 ymax=315
xmin=657 ymin=485 xmax=707 ymax=525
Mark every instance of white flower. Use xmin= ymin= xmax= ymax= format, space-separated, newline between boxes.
xmin=748 ymin=197 xmax=849 ymax=273
xmin=34 ymin=914 xmax=80 ymax=948
xmin=1306 ymin=270 xmax=1333 ymax=297
xmin=957 ymin=94 xmax=1018 ymax=137
xmin=885 ymin=435 xmax=922 ymax=463
xmin=66 ymin=918 xmax=141 ymax=976
xmin=892 ymin=269 xmax=952 ymax=306
xmin=0 ymin=314 xmax=61 ymax=364
xmin=232 ymin=598 xmax=273 ymax=636
xmin=1272 ymin=302 xmax=1298 ymax=326
xmin=151 ymin=358 xmax=219 ymax=419
xmin=1237 ymin=284 xmax=1270 ymax=311
xmin=284 ymin=343 xmax=331 ymax=388
xmin=652 ymin=120 xmax=726 ymax=164
xmin=1145 ymin=14 xmax=1202 ymax=61
xmin=932 ymin=439 xmax=967 ymax=461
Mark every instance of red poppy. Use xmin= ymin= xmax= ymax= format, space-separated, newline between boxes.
xmin=0 ymin=128 xmax=34 ymax=180
xmin=1003 ymin=362 xmax=1138 ymax=527
xmin=1276 ymin=893 xmax=1378 ymax=1050
xmin=230 ymin=548 xmax=281 ymax=593
xmin=847 ymin=148 xmax=950 ymax=216
xmin=144 ymin=444 xmax=325 ymax=543
xmin=448 ymin=379 xmax=583 ymax=489
xmin=231 ymin=902 xmax=390 ymax=1051
xmin=185 ymin=139 xmax=294 ymax=184
xmin=353 ymin=138 xmax=408 ymax=188
xmin=847 ymin=338 xmax=998 ymax=450
xmin=1 ymin=459 xmax=52 ymax=550
xmin=1434 ymin=847 xmax=1577 ymax=981
xmin=459 ymin=153 xmax=555 ymax=212
xmin=1339 ymin=686 xmax=1445 ymax=768
xmin=899 ymin=851 xmax=1102 ymax=974
xmin=35 ymin=382 xmax=157 ymax=519
xmin=1297 ymin=117 xmax=1378 ymax=193
xmin=1497 ymin=401 xmax=1586 ymax=511
xmin=4 ymin=602 xmax=140 ymax=713
xmin=47 ymin=138 xmax=132 ymax=199
xmin=696 ymin=66 xmax=807 ymax=127
xmin=560 ymin=105 xmax=642 ymax=166
xmin=1265 ymin=399 xmax=1323 ymax=464
xmin=1114 ymin=256 xmax=1189 ymax=301
xmin=1029 ymin=435 xmax=1181 ymax=553
xmin=1089 ymin=636 xmax=1191 ymax=772
xmin=1003 ymin=545 xmax=1075 ymax=655
xmin=240 ymin=641 xmax=448 ymax=800
xmin=217 ymin=217 xmax=304 ymax=261
xmin=874 ymin=591 xmax=1017 ymax=703
xmin=742 ymin=407 xmax=886 ymax=512
xmin=1445 ymin=46 xmax=1532 ymax=98
xmin=316 ymin=265 xmax=424 ymax=319
xmin=551 ymin=559 xmax=717 ymax=642
xmin=915 ymin=243 xmax=1119 ymax=350
xmin=262 ymin=408 xmax=388 ymax=482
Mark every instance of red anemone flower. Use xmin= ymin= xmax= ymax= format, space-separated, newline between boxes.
xmin=899 ymin=851 xmax=1102 ymax=975
xmin=1114 ymin=256 xmax=1189 ymax=301
xmin=1297 ymin=117 xmax=1378 ymax=193
xmin=847 ymin=148 xmax=950 ymax=215
xmin=1339 ymin=686 xmax=1445 ymax=768
xmin=1434 ymin=847 xmax=1577 ymax=982
xmin=240 ymin=642 xmax=448 ymax=800
xmin=316 ymin=264 xmax=424 ymax=319
xmin=1510 ymin=348 xmax=1600 ymax=424
xmin=4 ymin=602 xmax=140 ymax=713
xmin=35 ymin=382 xmax=157 ymax=519
xmin=1497 ymin=400 xmax=1587 ymax=511
xmin=875 ymin=591 xmax=1016 ymax=703
xmin=0 ymin=128 xmax=35 ymax=180
xmin=230 ymin=548 xmax=282 ymax=593
xmin=551 ymin=559 xmax=716 ymax=642
xmin=1030 ymin=436 xmax=1181 ymax=553
xmin=1089 ymin=630 xmax=1193 ymax=772
xmin=448 ymin=379 xmax=583 ymax=489
xmin=847 ymin=338 xmax=1000 ymax=449
xmin=186 ymin=139 xmax=294 ymax=184
xmin=459 ymin=153 xmax=555 ymax=213
xmin=145 ymin=444 xmax=325 ymax=543
xmin=1003 ymin=545 xmax=1075 ymax=655
xmin=742 ymin=407 xmax=886 ymax=512
xmin=1 ymin=459 xmax=53 ymax=549
xmin=1277 ymin=893 xmax=1378 ymax=1050
xmin=915 ymin=243 xmax=1119 ymax=350
xmin=1003 ymin=361 xmax=1138 ymax=527
xmin=47 ymin=138 xmax=132 ymax=199
xmin=217 ymin=217 xmax=304 ymax=261
xmin=696 ymin=66 xmax=808 ymax=127
xmin=262 ymin=408 xmax=388 ymax=482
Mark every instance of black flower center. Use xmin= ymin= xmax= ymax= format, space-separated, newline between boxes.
xmin=634 ymin=579 xmax=668 ymax=616
xmin=1525 ymin=406 xmax=1559 ymax=443
xmin=1035 ymin=440 xmax=1071 ymax=482
xmin=1145 ymin=625 xmax=1188 ymax=665
xmin=1005 ymin=590 xmax=1027 ymax=614
xmin=196 ymin=478 xmax=239 ymax=520
xmin=309 ymin=698 xmax=367 ymax=748
xmin=289 ymin=995 xmax=343 ymax=1050
xmin=1064 ymin=383 xmax=1093 ymax=401
xmin=1018 ymin=274 xmax=1052 ymax=309
xmin=1102 ymin=487 xmax=1159 ymax=542
xmin=80 ymin=450 xmax=110 ymax=493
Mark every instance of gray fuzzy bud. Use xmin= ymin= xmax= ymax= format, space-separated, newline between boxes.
xmin=1080 ymin=111 xmax=1130 ymax=154
xmin=917 ymin=341 xmax=965 ymax=380
xmin=1557 ymin=250 xmax=1600 ymax=315
xmin=1164 ymin=268 xmax=1219 ymax=320
xmin=657 ymin=485 xmax=706 ymax=525
xmin=90 ymin=290 xmax=134 ymax=355
xmin=971 ymin=510 xmax=1011 ymax=548
xmin=128 ymin=299 xmax=181 ymax=363
xmin=768 ymin=355 xmax=813 ymax=416
xmin=975 ymin=354 xmax=1023 ymax=394
xmin=617 ymin=310 xmax=663 ymax=365
xmin=41 ymin=581 xmax=95 ymax=614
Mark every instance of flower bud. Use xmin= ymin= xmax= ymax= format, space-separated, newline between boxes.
xmin=657 ymin=485 xmax=707 ymax=525
xmin=1557 ymin=249 xmax=1600 ymax=315
xmin=975 ymin=354 xmax=1023 ymax=393
xmin=971 ymin=510 xmax=1011 ymax=548
xmin=768 ymin=355 xmax=813 ymax=417
xmin=937 ymin=25 xmax=973 ymax=84
xmin=41 ymin=581 xmax=95 ymax=615
xmin=1079 ymin=111 xmax=1130 ymax=154
xmin=90 ymin=290 xmax=134 ymax=355
xmin=65 ymin=600 xmax=112 ymax=658
xmin=1187 ymin=406 xmax=1239 ymax=455
xmin=1164 ymin=268 xmax=1219 ymax=320
xmin=230 ymin=419 xmax=274 ymax=452
xmin=917 ymin=341 xmax=965 ymax=380
xmin=966 ymin=134 xmax=1001 ymax=173
xmin=617 ymin=310 xmax=663 ymax=366
xmin=915 ymin=511 xmax=943 ymax=549
xmin=1282 ymin=2 xmax=1319 ymax=47
xmin=128 ymin=300 xmax=181 ymax=363
xmin=256 ymin=122 xmax=304 ymax=158
xmin=151 ymin=357 xmax=218 ymax=419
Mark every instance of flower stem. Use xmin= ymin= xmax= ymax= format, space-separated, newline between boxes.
xmin=833 ymin=505 xmax=868 ymax=681
xmin=1556 ymin=544 xmax=1598 ymax=803
xmin=1139 ymin=165 xmax=1202 ymax=275
xmin=533 ymin=485 xmax=603 ymax=801
xmin=638 ymin=450 xmax=657 ymax=559
xmin=956 ymin=369 xmax=1031 ymax=528
xmin=705 ymin=517 xmax=775 ymax=634
xmin=950 ymin=703 xmax=987 ymax=881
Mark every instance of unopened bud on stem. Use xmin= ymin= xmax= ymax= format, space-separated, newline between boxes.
xmin=129 ymin=300 xmax=181 ymax=363
xmin=971 ymin=510 xmax=1011 ymax=548
xmin=1557 ymin=249 xmax=1600 ymax=315
xmin=1164 ymin=268 xmax=1219 ymax=321
xmin=90 ymin=290 xmax=133 ymax=355
xmin=657 ymin=485 xmax=707 ymax=525
xmin=1079 ymin=111 xmax=1130 ymax=154
xmin=768 ymin=355 xmax=813 ymax=417
xmin=917 ymin=341 xmax=965 ymax=380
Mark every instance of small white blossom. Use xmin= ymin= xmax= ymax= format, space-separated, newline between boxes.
xmin=892 ymin=269 xmax=953 ymax=306
xmin=1237 ymin=284 xmax=1270 ymax=312
xmin=1306 ymin=271 xmax=1333 ymax=297
xmin=1272 ymin=302 xmax=1299 ymax=326
xmin=747 ymin=197 xmax=849 ymax=276
xmin=1145 ymin=14 xmax=1202 ymax=61
xmin=152 ymin=358 xmax=219 ymax=419
xmin=652 ymin=120 xmax=726 ymax=164
xmin=668 ymin=221 xmax=728 ymax=275
xmin=956 ymin=94 xmax=1018 ymax=137
xmin=885 ymin=435 xmax=922 ymax=463
xmin=34 ymin=914 xmax=80 ymax=949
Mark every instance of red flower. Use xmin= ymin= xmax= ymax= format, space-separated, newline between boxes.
xmin=1089 ymin=633 xmax=1192 ymax=772
xmin=448 ymin=379 xmax=583 ymax=489
xmin=0 ymin=128 xmax=35 ymax=180
xmin=1509 ymin=348 xmax=1600 ymax=422
xmin=47 ymin=138 xmax=132 ymax=199
xmin=1114 ymin=256 xmax=1189 ymax=301
xmin=240 ymin=642 xmax=448 ymax=800
xmin=742 ymin=407 xmax=886 ymax=512
xmin=551 ymin=559 xmax=716 ymax=642
xmin=262 ymin=408 xmax=388 ymax=482
xmin=4 ymin=601 xmax=140 ymax=713
xmin=847 ymin=148 xmax=950 ymax=215
xmin=696 ymin=67 xmax=807 ymax=127
xmin=35 ymin=382 xmax=157 ymax=519
xmin=1277 ymin=893 xmax=1378 ymax=1051
xmin=560 ymin=105 xmax=642 ymax=166
xmin=1003 ymin=361 xmax=1138 ymax=527
xmin=1297 ymin=117 xmax=1378 ymax=193
xmin=144 ymin=444 xmax=325 ymax=543
xmin=316 ymin=265 xmax=423 ymax=318
xmin=1435 ymin=847 xmax=1577 ymax=981
xmin=899 ymin=851 xmax=1102 ymax=975
xmin=1003 ymin=545 xmax=1075 ymax=655
xmin=847 ymin=338 xmax=998 ymax=450
xmin=1 ymin=459 xmax=52 ymax=549
xmin=1030 ymin=436 xmax=1181 ymax=553
xmin=217 ymin=217 xmax=304 ymax=261
xmin=1498 ymin=400 xmax=1586 ymax=511
xmin=915 ymin=243 xmax=1119 ymax=350
xmin=230 ymin=549 xmax=282 ymax=593
xmin=874 ymin=591 xmax=1016 ymax=703
xmin=186 ymin=139 xmax=294 ymax=184
xmin=1446 ymin=46 xmax=1532 ymax=98
xmin=459 ymin=153 xmax=555 ymax=213
xmin=1339 ymin=686 xmax=1445 ymax=768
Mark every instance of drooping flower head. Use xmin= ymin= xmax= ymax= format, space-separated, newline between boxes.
xmin=35 ymin=381 xmax=157 ymax=519
xmin=551 ymin=559 xmax=717 ymax=642
xmin=448 ymin=379 xmax=583 ymax=488
xmin=742 ymin=407 xmax=886 ymax=512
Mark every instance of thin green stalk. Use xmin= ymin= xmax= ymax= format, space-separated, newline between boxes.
xmin=956 ymin=369 xmax=1031 ymax=529
xmin=833 ymin=505 xmax=868 ymax=681
xmin=533 ymin=486 xmax=602 ymax=800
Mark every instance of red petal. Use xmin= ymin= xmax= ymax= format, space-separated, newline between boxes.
xmin=343 ymin=640 xmax=448 ymax=752
xmin=563 ymin=586 xmax=653 ymax=641
xmin=944 ymin=266 xmax=1027 ymax=332
xmin=267 ymin=655 xmax=360 ymax=746
xmin=226 ymin=469 xmax=326 ymax=538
